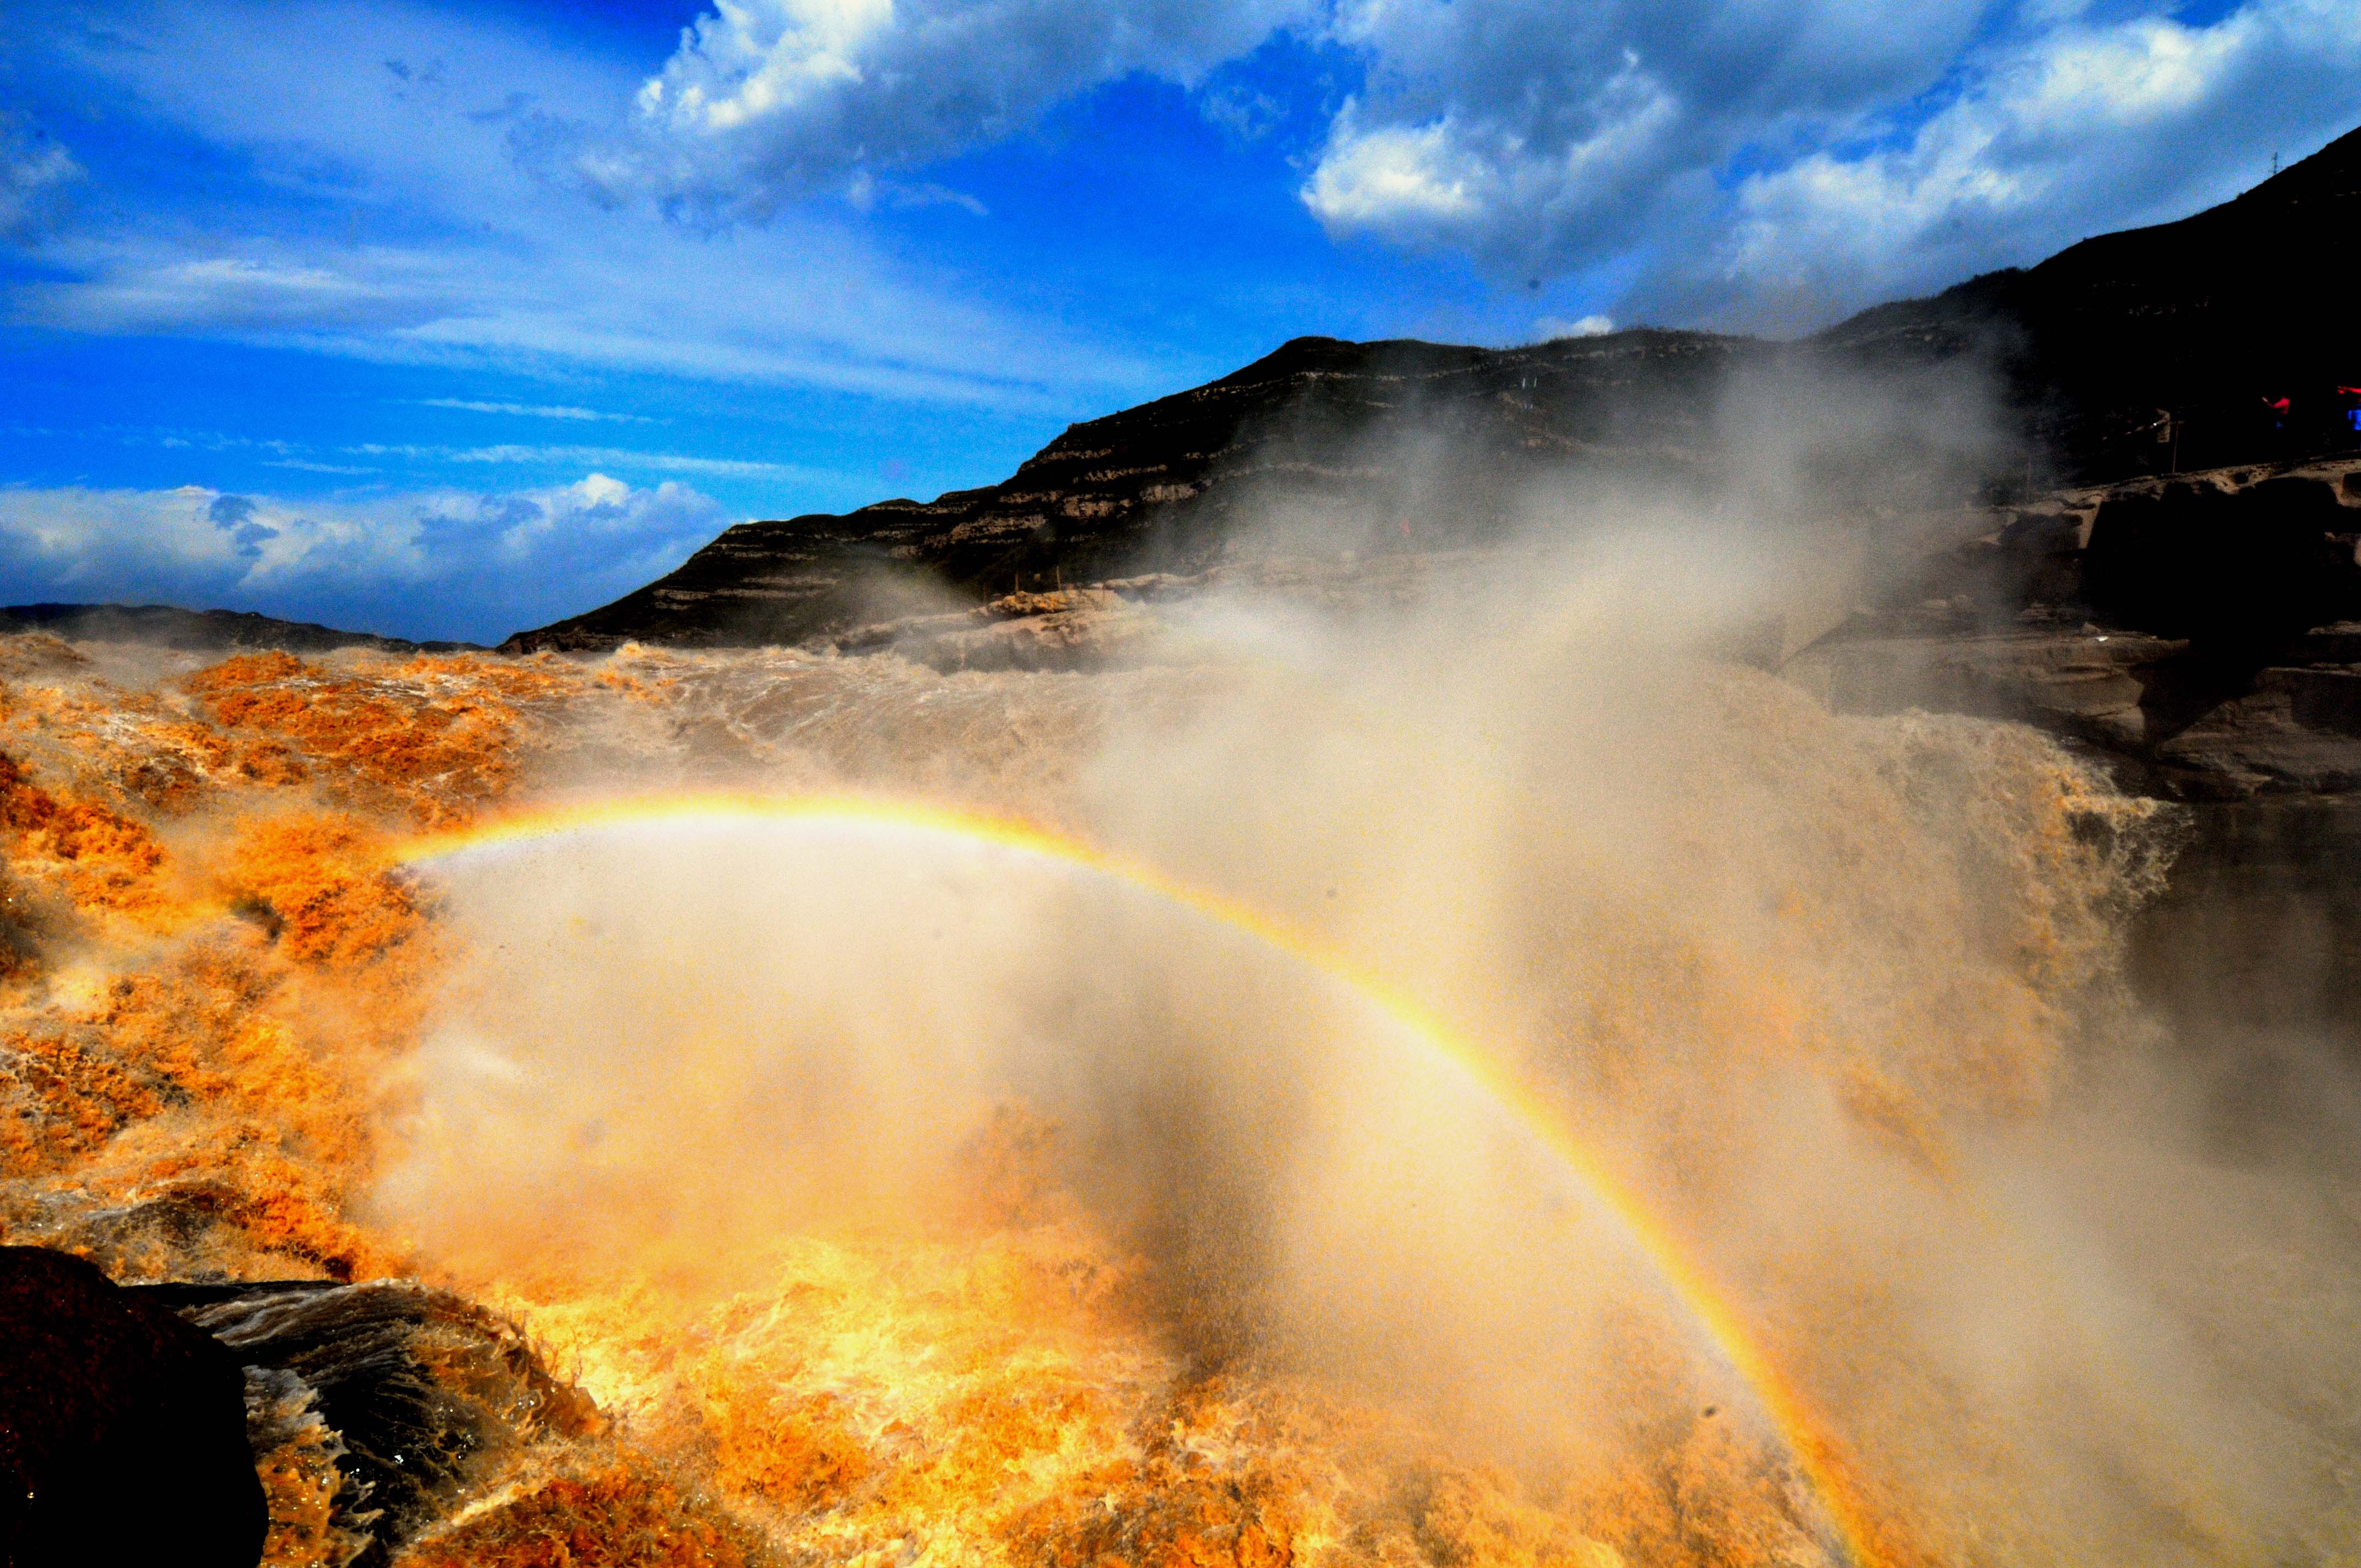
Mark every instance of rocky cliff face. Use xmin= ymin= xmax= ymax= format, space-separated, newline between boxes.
xmin=501 ymin=329 xmax=1768 ymax=652
xmin=498 ymin=318 xmax=2018 ymax=657
xmin=1824 ymin=124 xmax=2361 ymax=480
xmin=505 ymin=126 xmax=2359 ymax=658
xmin=1787 ymin=456 xmax=2361 ymax=1068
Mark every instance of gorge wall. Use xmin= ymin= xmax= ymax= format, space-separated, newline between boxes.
xmin=502 ymin=126 xmax=2361 ymax=660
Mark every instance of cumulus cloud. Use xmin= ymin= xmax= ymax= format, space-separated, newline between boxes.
xmin=0 ymin=473 xmax=726 ymax=642
xmin=1295 ymin=0 xmax=2361 ymax=323
xmin=614 ymin=0 xmax=2360 ymax=326
xmin=607 ymin=0 xmax=1318 ymax=214
xmin=1297 ymin=0 xmax=1969 ymax=272
xmin=611 ymin=0 xmax=1996 ymax=266
xmin=18 ymin=0 xmax=2360 ymax=378
xmin=1705 ymin=0 xmax=2361 ymax=322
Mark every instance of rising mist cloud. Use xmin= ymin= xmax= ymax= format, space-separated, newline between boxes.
xmin=371 ymin=504 xmax=2360 ymax=1560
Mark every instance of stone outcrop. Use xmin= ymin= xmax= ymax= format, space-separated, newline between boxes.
xmin=1787 ymin=459 xmax=2361 ymax=801
xmin=1785 ymin=457 xmax=2361 ymax=1064
xmin=0 ymin=1247 xmax=268 ymax=1568
xmin=132 ymin=1278 xmax=605 ymax=1568
xmin=829 ymin=586 xmax=1166 ymax=673
xmin=4 ymin=1264 xmax=616 ymax=1568
xmin=820 ymin=553 xmax=1535 ymax=672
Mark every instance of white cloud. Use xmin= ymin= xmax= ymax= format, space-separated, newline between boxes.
xmin=619 ymin=0 xmax=1319 ymax=214
xmin=843 ymin=172 xmax=988 ymax=217
xmin=1297 ymin=0 xmax=1986 ymax=275
xmin=1287 ymin=0 xmax=2361 ymax=323
xmin=13 ymin=0 xmax=1169 ymax=410
xmin=0 ymin=473 xmax=728 ymax=642
xmin=1534 ymin=314 xmax=1614 ymax=340
xmin=607 ymin=0 xmax=2359 ymax=326
xmin=0 ymin=116 xmax=80 ymax=242
xmin=1302 ymin=54 xmax=1685 ymax=263
xmin=416 ymin=399 xmax=660 ymax=423
xmin=346 ymin=442 xmax=814 ymax=480
xmin=264 ymin=458 xmax=380 ymax=475
xmin=15 ymin=248 xmax=452 ymax=334
xmin=1199 ymin=83 xmax=1285 ymax=144
xmin=15 ymin=0 xmax=2361 ymax=372
xmin=602 ymin=0 xmax=1990 ymax=279
xmin=1300 ymin=112 xmax=1483 ymax=226
xmin=1707 ymin=0 xmax=2361 ymax=323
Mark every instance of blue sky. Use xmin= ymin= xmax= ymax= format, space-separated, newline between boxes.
xmin=1 ymin=0 xmax=2354 ymax=642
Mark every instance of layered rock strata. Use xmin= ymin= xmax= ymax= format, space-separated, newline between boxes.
xmin=1788 ymin=458 xmax=2361 ymax=1072
xmin=504 ymin=127 xmax=2360 ymax=656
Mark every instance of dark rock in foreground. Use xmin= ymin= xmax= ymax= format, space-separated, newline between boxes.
xmin=0 ymin=1247 xmax=266 ymax=1568
xmin=135 ymin=1279 xmax=602 ymax=1568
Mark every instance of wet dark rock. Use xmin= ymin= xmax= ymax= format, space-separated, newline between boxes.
xmin=1786 ymin=456 xmax=2361 ymax=1083
xmin=2083 ymin=478 xmax=2361 ymax=643
xmin=130 ymin=1280 xmax=602 ymax=1568
xmin=1788 ymin=456 xmax=2361 ymax=802
xmin=0 ymin=1246 xmax=266 ymax=1568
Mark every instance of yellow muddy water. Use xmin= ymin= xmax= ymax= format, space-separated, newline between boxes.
xmin=1 ymin=605 xmax=2352 ymax=1568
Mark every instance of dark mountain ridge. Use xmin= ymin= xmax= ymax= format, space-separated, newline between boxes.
xmin=1826 ymin=123 xmax=2361 ymax=473
xmin=505 ymin=327 xmax=1776 ymax=652
xmin=0 ymin=603 xmax=481 ymax=655
xmin=505 ymin=125 xmax=2361 ymax=655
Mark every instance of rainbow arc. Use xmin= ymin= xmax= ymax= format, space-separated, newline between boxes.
xmin=395 ymin=790 xmax=1892 ymax=1568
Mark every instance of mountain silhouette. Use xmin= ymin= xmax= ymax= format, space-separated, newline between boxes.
xmin=499 ymin=126 xmax=2356 ymax=651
